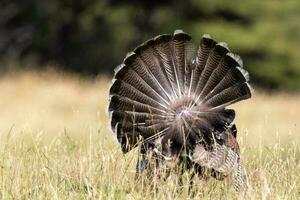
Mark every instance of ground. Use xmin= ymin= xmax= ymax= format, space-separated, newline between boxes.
xmin=0 ymin=71 xmax=299 ymax=199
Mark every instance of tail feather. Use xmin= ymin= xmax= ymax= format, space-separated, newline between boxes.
xmin=195 ymin=42 xmax=229 ymax=98
xmin=184 ymin=42 xmax=196 ymax=95
xmin=190 ymin=34 xmax=216 ymax=94
xmin=205 ymin=82 xmax=252 ymax=110
xmin=172 ymin=30 xmax=193 ymax=96
xmin=123 ymin=53 xmax=172 ymax=101
xmin=199 ymin=52 xmax=243 ymax=99
xmin=110 ymin=110 xmax=166 ymax=131
xmin=115 ymin=68 xmax=170 ymax=105
xmin=109 ymin=95 xmax=166 ymax=115
xmin=135 ymin=41 xmax=175 ymax=99
xmin=196 ymin=109 xmax=236 ymax=126
xmin=110 ymin=79 xmax=168 ymax=110
xmin=204 ymin=67 xmax=249 ymax=102
xmin=116 ymin=120 xmax=167 ymax=137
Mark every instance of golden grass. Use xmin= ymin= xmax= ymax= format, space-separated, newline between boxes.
xmin=0 ymin=71 xmax=299 ymax=199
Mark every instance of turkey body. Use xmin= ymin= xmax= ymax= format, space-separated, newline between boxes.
xmin=108 ymin=30 xmax=251 ymax=191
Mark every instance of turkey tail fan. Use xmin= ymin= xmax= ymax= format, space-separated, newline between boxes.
xmin=109 ymin=30 xmax=252 ymax=158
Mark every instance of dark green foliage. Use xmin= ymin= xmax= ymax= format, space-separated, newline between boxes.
xmin=1 ymin=0 xmax=300 ymax=91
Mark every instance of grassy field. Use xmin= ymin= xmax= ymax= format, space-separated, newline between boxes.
xmin=0 ymin=71 xmax=299 ymax=199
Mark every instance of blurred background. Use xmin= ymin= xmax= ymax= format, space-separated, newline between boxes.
xmin=1 ymin=0 xmax=300 ymax=91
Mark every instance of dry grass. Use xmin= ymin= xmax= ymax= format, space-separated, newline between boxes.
xmin=0 ymin=71 xmax=299 ymax=199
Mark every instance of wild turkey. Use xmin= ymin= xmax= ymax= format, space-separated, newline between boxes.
xmin=108 ymin=30 xmax=252 ymax=192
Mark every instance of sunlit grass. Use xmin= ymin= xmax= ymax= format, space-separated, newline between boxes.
xmin=0 ymin=71 xmax=299 ymax=199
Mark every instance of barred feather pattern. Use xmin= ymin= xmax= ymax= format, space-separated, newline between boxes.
xmin=191 ymin=143 xmax=248 ymax=192
xmin=108 ymin=30 xmax=252 ymax=192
